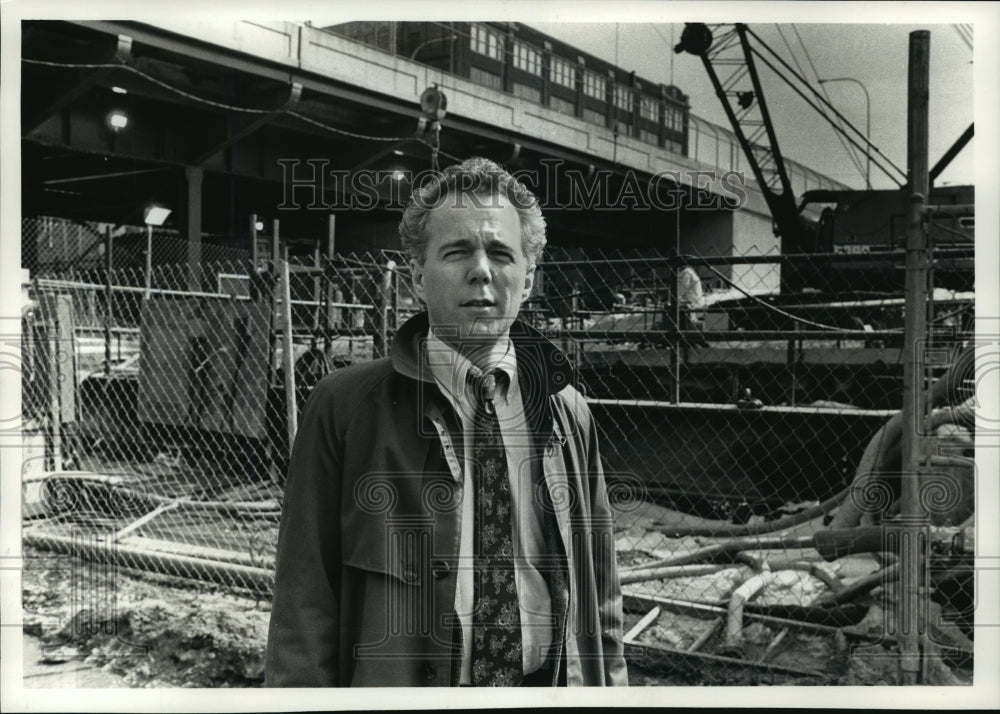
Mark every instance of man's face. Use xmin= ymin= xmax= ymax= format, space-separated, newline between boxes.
xmin=411 ymin=194 xmax=534 ymax=350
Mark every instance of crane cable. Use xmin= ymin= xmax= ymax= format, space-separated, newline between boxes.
xmin=790 ymin=25 xmax=868 ymax=176
xmin=745 ymin=40 xmax=907 ymax=186
xmin=784 ymin=25 xmax=868 ymax=181
xmin=745 ymin=27 xmax=907 ymax=184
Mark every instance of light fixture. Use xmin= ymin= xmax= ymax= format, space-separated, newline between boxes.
xmin=108 ymin=111 xmax=129 ymax=130
xmin=392 ymin=149 xmax=404 ymax=156
xmin=111 ymin=86 xmax=128 ymax=94
xmin=255 ymin=221 xmax=265 ymax=231
xmin=143 ymin=205 xmax=172 ymax=226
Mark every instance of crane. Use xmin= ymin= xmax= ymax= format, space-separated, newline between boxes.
xmin=674 ymin=23 xmax=973 ymax=293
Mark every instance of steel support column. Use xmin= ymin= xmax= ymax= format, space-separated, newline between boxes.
xmin=185 ymin=166 xmax=204 ymax=291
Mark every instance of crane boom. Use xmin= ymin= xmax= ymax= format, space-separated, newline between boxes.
xmin=675 ymin=23 xmax=811 ymax=257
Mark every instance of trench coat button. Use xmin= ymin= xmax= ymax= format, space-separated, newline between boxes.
xmin=432 ymin=560 xmax=449 ymax=579
xmin=403 ymin=566 xmax=418 ymax=583
xmin=422 ymin=663 xmax=437 ymax=681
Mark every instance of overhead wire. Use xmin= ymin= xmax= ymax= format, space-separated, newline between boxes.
xmin=953 ymin=24 xmax=973 ymax=52
xmin=788 ymin=25 xmax=867 ymax=182
xmin=24 ymin=57 xmax=422 ymax=143
xmin=694 ymin=257 xmax=899 ymax=332
xmin=744 ymin=30 xmax=907 ymax=186
xmin=790 ymin=24 xmax=867 ymax=176
xmin=747 ymin=27 xmax=907 ymax=183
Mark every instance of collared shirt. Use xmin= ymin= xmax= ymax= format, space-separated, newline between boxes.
xmin=425 ymin=329 xmax=553 ymax=685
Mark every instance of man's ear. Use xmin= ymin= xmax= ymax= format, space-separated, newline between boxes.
xmin=521 ymin=264 xmax=536 ymax=303
xmin=410 ymin=258 xmax=426 ymax=303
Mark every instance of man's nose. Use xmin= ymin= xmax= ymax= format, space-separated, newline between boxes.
xmin=467 ymin=251 xmax=492 ymax=283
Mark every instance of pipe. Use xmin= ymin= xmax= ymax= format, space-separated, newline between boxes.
xmin=652 ymin=487 xmax=848 ymax=537
xmin=33 ymin=277 xmax=371 ymax=309
xmin=40 ymin=471 xmax=282 ymax=518
xmin=123 ymin=534 xmax=275 ymax=570
xmin=722 ymin=558 xmax=844 ymax=656
xmin=625 ymin=590 xmax=867 ymax=638
xmin=722 ymin=570 xmax=793 ymax=655
xmin=629 ymin=527 xmax=888 ymax=577
xmin=737 ymin=557 xmax=842 ymax=593
xmin=827 ymin=346 xmax=975 ymax=530
xmin=687 ymin=618 xmax=722 ymax=652
xmin=23 ymin=530 xmax=274 ymax=596
xmin=619 ymin=563 xmax=730 ymax=585
xmin=624 ymin=536 xmax=815 ymax=572
xmin=827 ymin=419 xmax=898 ymax=529
xmin=814 ymin=563 xmax=900 ymax=607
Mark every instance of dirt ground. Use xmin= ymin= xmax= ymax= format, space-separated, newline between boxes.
xmin=21 ymin=545 xmax=726 ymax=688
xmin=20 ymin=501 xmax=974 ymax=689
xmin=22 ymin=546 xmax=269 ymax=688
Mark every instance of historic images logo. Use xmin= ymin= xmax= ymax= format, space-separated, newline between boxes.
xmin=277 ymin=158 xmax=748 ymax=213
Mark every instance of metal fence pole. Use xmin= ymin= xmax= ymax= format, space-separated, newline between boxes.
xmin=376 ymin=259 xmax=396 ymax=359
xmin=325 ymin=216 xmax=337 ymax=346
xmin=104 ymin=225 xmax=113 ymax=376
xmin=281 ymin=259 xmax=298 ymax=452
xmin=899 ymin=28 xmax=931 ymax=685
xmin=668 ymin=259 xmax=680 ymax=405
xmin=145 ymin=224 xmax=153 ymax=300
xmin=249 ymin=214 xmax=259 ymax=268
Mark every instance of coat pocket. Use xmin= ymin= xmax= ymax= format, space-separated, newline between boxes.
xmin=341 ymin=512 xmax=433 ymax=587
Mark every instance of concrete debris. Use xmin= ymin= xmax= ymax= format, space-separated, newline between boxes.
xmin=752 ymin=570 xmax=827 ymax=607
xmin=615 ymin=501 xmax=973 ymax=684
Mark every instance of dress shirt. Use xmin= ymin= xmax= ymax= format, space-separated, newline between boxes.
xmin=425 ymin=328 xmax=553 ymax=685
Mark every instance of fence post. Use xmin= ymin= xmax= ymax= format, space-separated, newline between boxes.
xmin=668 ymin=257 xmax=680 ymax=404
xmin=898 ymin=28 xmax=931 ymax=685
xmin=563 ymin=282 xmax=579 ymax=376
xmin=249 ymin=214 xmax=259 ymax=268
xmin=787 ymin=321 xmax=799 ymax=405
xmin=374 ymin=259 xmax=396 ymax=359
xmin=42 ymin=297 xmax=62 ymax=471
xmin=312 ymin=241 xmax=322 ymax=339
xmin=145 ymin=224 xmax=153 ymax=300
xmin=280 ymin=260 xmax=298 ymax=458
xmin=325 ymin=215 xmax=337 ymax=348
xmin=104 ymin=225 xmax=113 ymax=376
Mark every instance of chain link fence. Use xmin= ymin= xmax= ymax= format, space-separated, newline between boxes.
xmin=520 ymin=246 xmax=975 ymax=684
xmin=21 ymin=213 xmax=976 ymax=684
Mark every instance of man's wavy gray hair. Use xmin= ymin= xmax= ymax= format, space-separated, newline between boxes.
xmin=398 ymin=157 xmax=546 ymax=265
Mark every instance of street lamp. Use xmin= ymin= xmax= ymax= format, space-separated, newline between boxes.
xmin=409 ymin=35 xmax=457 ymax=62
xmin=819 ymin=77 xmax=871 ymax=190
xmin=143 ymin=205 xmax=171 ymax=299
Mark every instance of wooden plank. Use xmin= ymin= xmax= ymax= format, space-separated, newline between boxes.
xmin=623 ymin=607 xmax=661 ymax=642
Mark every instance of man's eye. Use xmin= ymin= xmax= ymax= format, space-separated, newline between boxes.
xmin=491 ymin=251 xmax=515 ymax=262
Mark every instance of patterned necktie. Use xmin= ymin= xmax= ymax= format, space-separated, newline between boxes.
xmin=471 ymin=369 xmax=523 ymax=686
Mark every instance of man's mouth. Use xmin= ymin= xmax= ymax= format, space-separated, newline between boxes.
xmin=461 ymin=299 xmax=495 ymax=307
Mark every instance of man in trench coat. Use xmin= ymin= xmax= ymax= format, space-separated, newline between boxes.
xmin=265 ymin=157 xmax=627 ymax=687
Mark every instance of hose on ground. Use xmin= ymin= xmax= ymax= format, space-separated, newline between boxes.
xmin=652 ymin=487 xmax=849 ymax=537
xmin=654 ymin=344 xmax=977 ymax=536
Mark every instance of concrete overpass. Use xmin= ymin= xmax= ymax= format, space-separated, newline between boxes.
xmin=22 ymin=19 xmax=848 ymax=293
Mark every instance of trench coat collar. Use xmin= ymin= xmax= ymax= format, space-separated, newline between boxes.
xmin=391 ymin=311 xmax=573 ymax=400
